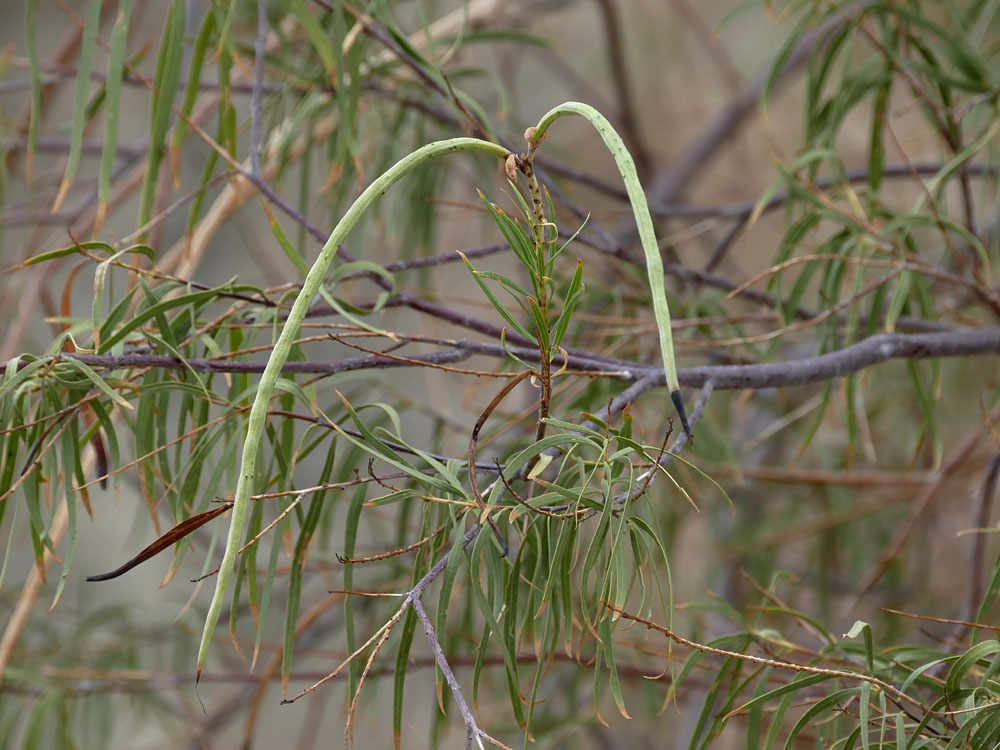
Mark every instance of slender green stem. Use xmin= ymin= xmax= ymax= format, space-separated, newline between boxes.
xmin=517 ymin=154 xmax=552 ymax=474
xmin=196 ymin=137 xmax=509 ymax=675
xmin=521 ymin=160 xmax=546 ymax=258
xmin=529 ymin=102 xmax=690 ymax=438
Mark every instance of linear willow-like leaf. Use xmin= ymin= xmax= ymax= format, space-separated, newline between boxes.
xmin=98 ymin=286 xmax=219 ymax=354
xmin=394 ymin=516 xmax=433 ymax=741
xmin=262 ymin=202 xmax=311 ymax=277
xmin=280 ymin=458 xmax=332 ymax=695
xmin=946 ymin=639 xmax=1000 ymax=695
xmin=691 ymin=655 xmax=744 ymax=747
xmin=170 ymin=10 xmax=214 ymax=178
xmin=135 ymin=0 xmax=184 ymax=235
xmin=97 ymin=0 xmax=133 ymax=229
xmin=342 ymin=484 xmax=365 ymax=697
xmin=51 ymin=425 xmax=80 ymax=606
xmin=845 ymin=620 xmax=876 ymax=674
xmin=196 ymin=136 xmax=509 ymax=675
xmin=468 ymin=529 xmax=525 ymax=725
xmin=479 ymin=192 xmax=534 ymax=271
xmin=551 ymin=259 xmax=584 ymax=347
xmin=289 ymin=0 xmax=335 ymax=72
xmin=58 ymin=359 xmax=133 ymax=413
xmin=783 ymin=688 xmax=863 ymax=750
xmin=528 ymin=102 xmax=690 ymax=438
xmin=52 ymin=0 xmax=101 ymax=213
xmin=744 ymin=666 xmax=774 ymax=750
xmin=860 ymin=681 xmax=873 ymax=750
xmin=732 ymin=667 xmax=833 ymax=714
xmin=908 ymin=361 xmax=943 ymax=469
xmin=0 ymin=358 xmax=49 ymax=403
xmin=22 ymin=445 xmax=52 ymax=559
xmin=460 ymin=253 xmax=536 ymax=341
xmin=23 ymin=0 xmax=41 ymax=184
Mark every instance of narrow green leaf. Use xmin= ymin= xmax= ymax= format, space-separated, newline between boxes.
xmin=947 ymin=640 xmax=1000 ymax=695
xmin=288 ymin=0 xmax=336 ymax=72
xmin=98 ymin=0 xmax=133 ymax=224
xmin=171 ymin=8 xmax=214 ymax=159
xmin=460 ymin=254 xmax=536 ymax=341
xmin=551 ymin=259 xmax=585 ymax=347
xmin=845 ymin=620 xmax=876 ymax=674
xmin=24 ymin=0 xmax=42 ymax=185
xmin=263 ymin=202 xmax=311 ymax=277
xmin=135 ymin=0 xmax=185 ymax=235
xmin=52 ymin=0 xmax=102 ymax=212
xmin=98 ymin=286 xmax=218 ymax=354
xmin=783 ymin=688 xmax=863 ymax=750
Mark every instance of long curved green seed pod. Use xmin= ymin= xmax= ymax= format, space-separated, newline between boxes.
xmin=529 ymin=101 xmax=690 ymax=438
xmin=196 ymin=137 xmax=509 ymax=677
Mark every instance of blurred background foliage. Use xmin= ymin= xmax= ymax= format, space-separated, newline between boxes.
xmin=1 ymin=0 xmax=1000 ymax=748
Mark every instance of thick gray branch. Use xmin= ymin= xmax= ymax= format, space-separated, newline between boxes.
xmin=57 ymin=327 xmax=1000 ymax=392
xmin=672 ymin=328 xmax=1000 ymax=390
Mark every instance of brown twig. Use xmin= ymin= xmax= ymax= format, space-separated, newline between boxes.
xmin=468 ymin=370 xmax=533 ymax=554
xmin=495 ymin=459 xmax=580 ymax=520
xmin=605 ymin=603 xmax=930 ymax=713
xmin=336 ymin=523 xmax=448 ymax=564
xmin=881 ymin=607 xmax=1000 ymax=634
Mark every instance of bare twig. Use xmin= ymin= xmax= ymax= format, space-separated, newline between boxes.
xmin=469 ymin=371 xmax=533 ymax=554
xmin=610 ymin=379 xmax=714 ymax=506
xmin=606 ymin=604 xmax=930 ymax=712
xmin=411 ymin=597 xmax=510 ymax=750
xmin=57 ymin=349 xmax=471 ymax=375
xmin=283 ymin=524 xmax=482 ymax=705
xmin=673 ymin=328 xmax=1000 ymax=390
xmin=336 ymin=523 xmax=448 ymax=564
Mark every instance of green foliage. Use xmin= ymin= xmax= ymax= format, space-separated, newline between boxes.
xmin=3 ymin=0 xmax=1000 ymax=748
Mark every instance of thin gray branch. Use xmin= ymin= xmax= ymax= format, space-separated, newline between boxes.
xmin=611 ymin=379 xmax=715 ymax=506
xmin=606 ymin=374 xmax=662 ymax=417
xmin=64 ymin=349 xmax=473 ymax=375
xmin=411 ymin=597 xmax=493 ymax=750
xmin=528 ymin=378 xmax=714 ymax=512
